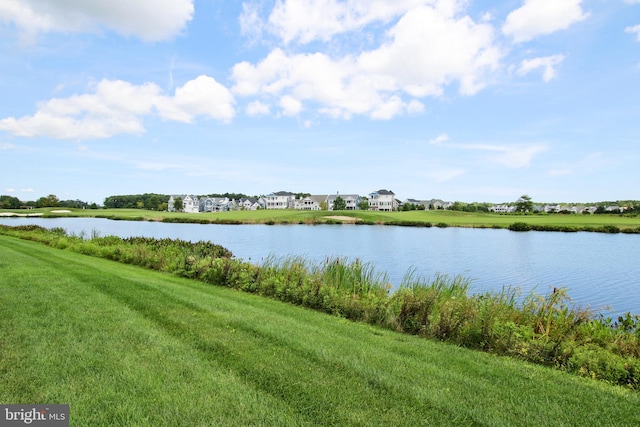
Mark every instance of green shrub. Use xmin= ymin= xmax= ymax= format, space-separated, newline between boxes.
xmin=509 ymin=222 xmax=531 ymax=231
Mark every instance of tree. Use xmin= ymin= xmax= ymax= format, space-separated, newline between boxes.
xmin=515 ymin=195 xmax=533 ymax=213
xmin=36 ymin=194 xmax=60 ymax=208
xmin=333 ymin=196 xmax=346 ymax=211
xmin=0 ymin=195 xmax=21 ymax=209
xmin=173 ymin=197 xmax=183 ymax=212
xmin=450 ymin=201 xmax=465 ymax=211
xmin=358 ymin=197 xmax=369 ymax=211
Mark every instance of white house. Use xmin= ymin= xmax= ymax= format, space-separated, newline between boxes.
xmin=326 ymin=194 xmax=361 ymax=210
xmin=368 ymin=189 xmax=395 ymax=211
xmin=265 ymin=191 xmax=296 ymax=209
xmin=489 ymin=205 xmax=515 ymax=213
xmin=168 ymin=195 xmax=200 ymax=213
xmin=295 ymin=195 xmax=326 ymax=210
xmin=238 ymin=197 xmax=260 ymax=210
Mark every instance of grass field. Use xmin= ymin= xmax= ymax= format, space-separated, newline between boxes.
xmin=1 ymin=235 xmax=639 ymax=426
xmin=3 ymin=207 xmax=640 ymax=231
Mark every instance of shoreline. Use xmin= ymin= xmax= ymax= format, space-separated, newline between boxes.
xmin=1 ymin=208 xmax=639 ymax=234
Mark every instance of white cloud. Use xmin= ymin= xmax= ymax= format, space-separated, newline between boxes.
xmin=446 ymin=143 xmax=549 ymax=168
xmin=170 ymin=75 xmax=235 ymax=123
xmin=0 ymin=76 xmax=235 ymax=140
xmin=428 ymin=168 xmax=466 ymax=183
xmin=625 ymin=24 xmax=640 ymax=42
xmin=246 ymin=0 xmax=425 ymax=45
xmin=489 ymin=144 xmax=548 ymax=168
xmin=502 ymin=0 xmax=588 ymax=43
xmin=624 ymin=0 xmax=640 ymax=4
xmin=232 ymin=2 xmax=502 ymax=119
xmin=0 ymin=0 xmax=194 ymax=43
xmin=429 ymin=133 xmax=449 ymax=144
xmin=358 ymin=4 xmax=501 ymax=96
xmin=516 ymin=54 xmax=565 ymax=82
xmin=5 ymin=188 xmax=35 ymax=193
xmin=279 ymin=95 xmax=303 ymax=116
xmin=1 ymin=142 xmax=16 ymax=150
xmin=239 ymin=2 xmax=265 ymax=43
xmin=406 ymin=100 xmax=425 ymax=115
xmin=246 ymin=101 xmax=271 ymax=116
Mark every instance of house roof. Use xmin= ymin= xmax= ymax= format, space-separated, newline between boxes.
xmin=370 ymin=189 xmax=395 ymax=195
xmin=327 ymin=194 xmax=359 ymax=201
xmin=309 ymin=195 xmax=328 ymax=203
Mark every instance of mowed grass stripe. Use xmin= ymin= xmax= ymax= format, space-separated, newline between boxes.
xmin=0 ymin=237 xmax=306 ymax=426
xmin=1 ymin=236 xmax=639 ymax=426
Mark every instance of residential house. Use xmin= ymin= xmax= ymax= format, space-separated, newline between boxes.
xmin=199 ymin=197 xmax=234 ymax=212
xmin=265 ymin=191 xmax=296 ymax=209
xmin=295 ymin=195 xmax=326 ymax=211
xmin=605 ymin=205 xmax=625 ymax=213
xmin=368 ymin=189 xmax=396 ymax=211
xmin=238 ymin=197 xmax=260 ymax=211
xmin=427 ymin=199 xmax=453 ymax=210
xmin=327 ymin=194 xmax=361 ymax=210
xmin=256 ymin=197 xmax=267 ymax=210
xmin=168 ymin=194 xmax=200 ymax=213
xmin=489 ymin=205 xmax=515 ymax=213
xmin=167 ymin=195 xmax=178 ymax=212
xmin=404 ymin=198 xmax=429 ymax=209
xmin=183 ymin=195 xmax=200 ymax=213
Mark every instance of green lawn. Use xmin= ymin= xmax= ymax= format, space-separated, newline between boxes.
xmin=3 ymin=207 xmax=640 ymax=231
xmin=1 ymin=235 xmax=639 ymax=426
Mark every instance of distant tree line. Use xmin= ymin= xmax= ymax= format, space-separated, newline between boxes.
xmin=0 ymin=194 xmax=99 ymax=209
xmin=103 ymin=194 xmax=170 ymax=211
xmin=443 ymin=201 xmax=492 ymax=213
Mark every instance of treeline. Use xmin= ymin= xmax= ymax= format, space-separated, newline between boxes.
xmin=441 ymin=201 xmax=492 ymax=212
xmin=103 ymin=193 xmax=170 ymax=210
xmin=0 ymin=194 xmax=99 ymax=209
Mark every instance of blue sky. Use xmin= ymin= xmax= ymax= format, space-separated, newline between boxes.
xmin=0 ymin=0 xmax=639 ymax=205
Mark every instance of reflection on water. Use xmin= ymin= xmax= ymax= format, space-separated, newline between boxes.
xmin=1 ymin=217 xmax=638 ymax=316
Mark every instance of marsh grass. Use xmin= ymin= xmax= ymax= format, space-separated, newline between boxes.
xmin=1 ymin=224 xmax=639 ymax=389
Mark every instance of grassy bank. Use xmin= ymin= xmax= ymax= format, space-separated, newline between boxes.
xmin=3 ymin=207 xmax=640 ymax=233
xmin=2 ymin=225 xmax=639 ymax=391
xmin=1 ymin=235 xmax=639 ymax=426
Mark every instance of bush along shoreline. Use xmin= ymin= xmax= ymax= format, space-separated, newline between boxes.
xmin=508 ymin=221 xmax=638 ymax=234
xmin=2 ymin=224 xmax=639 ymax=390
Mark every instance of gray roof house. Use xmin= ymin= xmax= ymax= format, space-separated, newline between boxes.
xmin=327 ymin=194 xmax=361 ymax=210
xmin=238 ymin=197 xmax=260 ymax=211
xmin=368 ymin=189 xmax=396 ymax=211
xmin=265 ymin=191 xmax=296 ymax=209
xmin=168 ymin=194 xmax=200 ymax=213
xmin=295 ymin=195 xmax=326 ymax=211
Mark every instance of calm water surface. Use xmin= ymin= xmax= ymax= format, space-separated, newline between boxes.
xmin=2 ymin=217 xmax=638 ymax=316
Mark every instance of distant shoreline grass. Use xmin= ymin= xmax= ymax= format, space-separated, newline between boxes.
xmin=2 ymin=225 xmax=639 ymax=391
xmin=1 ymin=234 xmax=639 ymax=426
xmin=2 ymin=207 xmax=640 ymax=233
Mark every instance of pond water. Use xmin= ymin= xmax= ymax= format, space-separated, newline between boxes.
xmin=1 ymin=216 xmax=638 ymax=316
